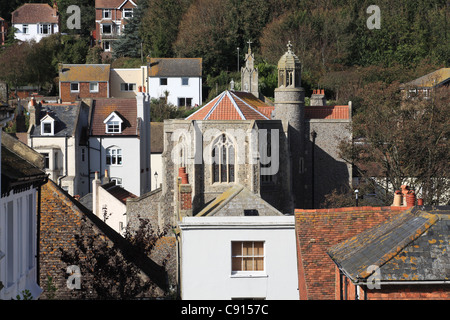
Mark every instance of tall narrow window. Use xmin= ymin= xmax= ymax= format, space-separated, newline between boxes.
xmin=106 ymin=147 xmax=122 ymax=166
xmin=232 ymin=241 xmax=264 ymax=272
xmin=212 ymin=134 xmax=235 ymax=183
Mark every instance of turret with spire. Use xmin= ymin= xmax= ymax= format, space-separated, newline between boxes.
xmin=241 ymin=40 xmax=259 ymax=98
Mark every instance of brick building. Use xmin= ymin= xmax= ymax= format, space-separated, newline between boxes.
xmin=59 ymin=64 xmax=110 ymax=102
xmin=38 ymin=179 xmax=169 ymax=299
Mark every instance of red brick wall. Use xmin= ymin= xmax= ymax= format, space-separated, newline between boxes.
xmin=336 ymin=271 xmax=450 ymax=300
xmin=295 ymin=206 xmax=406 ymax=300
xmin=60 ymin=82 xmax=108 ymax=102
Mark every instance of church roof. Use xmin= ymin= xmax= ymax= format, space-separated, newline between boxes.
xmin=185 ymin=90 xmax=272 ymax=121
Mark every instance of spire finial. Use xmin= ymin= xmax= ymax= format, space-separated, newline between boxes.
xmin=287 ymin=41 xmax=293 ymax=53
xmin=247 ymin=39 xmax=253 ymax=53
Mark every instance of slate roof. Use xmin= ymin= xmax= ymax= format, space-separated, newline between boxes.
xmin=401 ymin=68 xmax=450 ymax=89
xmin=59 ymin=64 xmax=110 ymax=82
xmin=12 ymin=3 xmax=58 ymax=24
xmin=90 ymin=98 xmax=137 ymax=136
xmin=31 ymin=103 xmax=80 ymax=137
xmin=103 ymin=182 xmax=137 ymax=204
xmin=294 ymin=206 xmax=406 ymax=300
xmin=196 ymin=184 xmax=283 ymax=217
xmin=328 ymin=206 xmax=450 ymax=283
xmin=186 ymin=90 xmax=271 ymax=121
xmin=1 ymin=132 xmax=47 ymax=196
xmin=148 ymin=58 xmax=202 ymax=77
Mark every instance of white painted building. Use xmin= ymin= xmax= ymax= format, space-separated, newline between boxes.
xmin=148 ymin=58 xmax=202 ymax=107
xmin=11 ymin=3 xmax=59 ymax=43
xmin=0 ymin=130 xmax=47 ymax=300
xmin=179 ymin=216 xmax=299 ymax=300
xmin=88 ymin=93 xmax=151 ymax=197
xmin=27 ymin=99 xmax=90 ymax=197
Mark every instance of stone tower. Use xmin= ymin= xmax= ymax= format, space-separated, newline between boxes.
xmin=273 ymin=41 xmax=305 ymax=209
xmin=241 ymin=40 xmax=259 ymax=98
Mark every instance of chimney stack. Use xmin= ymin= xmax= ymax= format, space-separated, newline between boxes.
xmin=178 ymin=167 xmax=192 ymax=220
xmin=92 ymin=171 xmax=101 ymax=216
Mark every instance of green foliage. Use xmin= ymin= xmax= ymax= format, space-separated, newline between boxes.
xmin=56 ymin=0 xmax=95 ymax=37
xmin=45 ymin=276 xmax=58 ymax=300
xmin=15 ymin=289 xmax=33 ymax=300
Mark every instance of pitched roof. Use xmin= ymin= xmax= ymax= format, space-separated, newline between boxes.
xmin=103 ymin=182 xmax=137 ymax=204
xmin=1 ymin=132 xmax=47 ymax=196
xmin=328 ymin=206 xmax=450 ymax=283
xmin=196 ymin=184 xmax=283 ymax=217
xmin=186 ymin=90 xmax=271 ymax=121
xmin=59 ymin=64 xmax=110 ymax=82
xmin=90 ymin=98 xmax=137 ymax=136
xmin=305 ymin=105 xmax=350 ymax=120
xmin=96 ymin=0 xmax=138 ymax=8
xmin=12 ymin=3 xmax=58 ymax=24
xmin=294 ymin=206 xmax=406 ymax=300
xmin=148 ymin=58 xmax=202 ymax=77
xmin=401 ymin=68 xmax=450 ymax=89
xmin=31 ymin=102 xmax=81 ymax=137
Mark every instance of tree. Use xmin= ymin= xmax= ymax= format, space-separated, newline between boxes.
xmin=0 ymin=41 xmax=32 ymax=92
xmin=59 ymin=216 xmax=170 ymax=299
xmin=338 ymin=82 xmax=450 ymax=205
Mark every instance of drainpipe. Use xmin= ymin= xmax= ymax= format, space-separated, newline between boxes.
xmin=311 ymin=130 xmax=317 ymax=209
xmin=57 ymin=133 xmax=68 ymax=188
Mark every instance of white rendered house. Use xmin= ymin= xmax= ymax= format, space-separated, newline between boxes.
xmin=11 ymin=3 xmax=59 ymax=43
xmin=148 ymin=58 xmax=202 ymax=107
xmin=88 ymin=93 xmax=151 ymax=197
xmin=0 ymin=131 xmax=47 ymax=300
xmin=179 ymin=216 xmax=299 ymax=300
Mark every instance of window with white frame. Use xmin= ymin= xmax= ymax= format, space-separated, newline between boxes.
xmin=70 ymin=82 xmax=79 ymax=92
xmin=90 ymin=82 xmax=99 ymax=93
xmin=212 ymin=134 xmax=235 ymax=184
xmin=106 ymin=121 xmax=121 ymax=133
xmin=101 ymin=24 xmax=112 ymax=34
xmin=111 ymin=177 xmax=122 ymax=187
xmin=120 ymin=83 xmax=136 ymax=91
xmin=103 ymin=41 xmax=111 ymax=51
xmin=123 ymin=8 xmax=133 ymax=18
xmin=39 ymin=24 xmax=51 ymax=34
xmin=22 ymin=24 xmax=28 ymax=34
xmin=103 ymin=9 xmax=112 ymax=19
xmin=231 ymin=241 xmax=264 ymax=273
xmin=41 ymin=152 xmax=50 ymax=169
xmin=40 ymin=116 xmax=55 ymax=136
xmin=160 ymin=78 xmax=168 ymax=86
xmin=181 ymin=77 xmax=189 ymax=86
xmin=178 ymin=97 xmax=193 ymax=107
xmin=106 ymin=147 xmax=122 ymax=166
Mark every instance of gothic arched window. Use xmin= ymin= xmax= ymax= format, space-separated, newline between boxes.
xmin=212 ymin=134 xmax=235 ymax=183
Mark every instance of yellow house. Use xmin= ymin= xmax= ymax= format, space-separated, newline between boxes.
xmin=110 ymin=66 xmax=148 ymax=98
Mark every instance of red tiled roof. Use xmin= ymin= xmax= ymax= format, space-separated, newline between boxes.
xmin=90 ymin=98 xmax=137 ymax=136
xmin=295 ymin=206 xmax=406 ymax=300
xmin=305 ymin=105 xmax=350 ymax=120
xmin=95 ymin=0 xmax=138 ymax=9
xmin=186 ymin=91 xmax=271 ymax=121
xmin=12 ymin=3 xmax=58 ymax=24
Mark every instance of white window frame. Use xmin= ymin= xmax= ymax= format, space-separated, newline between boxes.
xmin=122 ymin=8 xmax=133 ymax=19
xmin=106 ymin=121 xmax=121 ymax=133
xmin=111 ymin=177 xmax=123 ymax=187
xmin=90 ymin=82 xmax=99 ymax=93
xmin=101 ymin=24 xmax=112 ymax=35
xmin=181 ymin=77 xmax=189 ymax=86
xmin=160 ymin=78 xmax=168 ymax=86
xmin=70 ymin=82 xmax=79 ymax=93
xmin=102 ymin=9 xmax=112 ymax=19
xmin=231 ymin=241 xmax=265 ymax=275
xmin=39 ymin=24 xmax=51 ymax=35
xmin=120 ymin=83 xmax=136 ymax=92
xmin=22 ymin=24 xmax=28 ymax=34
xmin=103 ymin=41 xmax=111 ymax=52
xmin=106 ymin=147 xmax=123 ymax=166
xmin=40 ymin=115 xmax=55 ymax=136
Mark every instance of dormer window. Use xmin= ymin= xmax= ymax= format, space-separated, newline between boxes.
xmin=103 ymin=112 xmax=123 ymax=134
xmin=40 ymin=114 xmax=55 ymax=136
